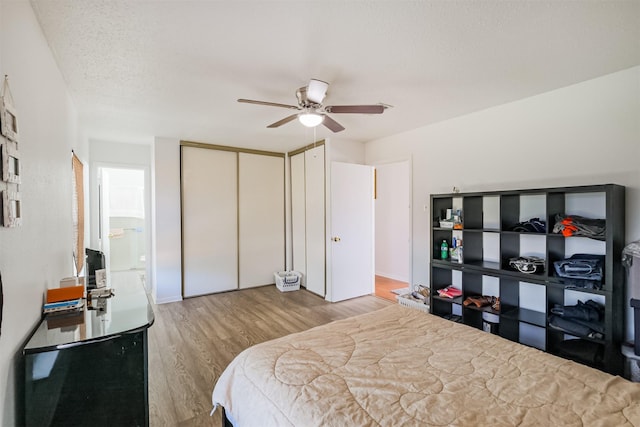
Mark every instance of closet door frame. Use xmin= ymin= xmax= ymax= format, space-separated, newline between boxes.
xmin=288 ymin=141 xmax=326 ymax=297
xmin=290 ymin=152 xmax=307 ymax=287
xmin=180 ymin=141 xmax=285 ymax=297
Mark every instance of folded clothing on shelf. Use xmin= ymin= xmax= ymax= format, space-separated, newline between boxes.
xmin=558 ymin=278 xmax=603 ymax=291
xmin=510 ymin=218 xmax=546 ymax=233
xmin=554 ymin=254 xmax=604 ymax=282
xmin=436 ymin=286 xmax=462 ymax=299
xmin=548 ymin=299 xmax=604 ymax=340
xmin=552 ymin=214 xmax=606 ymax=241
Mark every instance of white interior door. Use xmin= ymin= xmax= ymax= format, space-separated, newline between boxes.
xmin=238 ymin=153 xmax=285 ymax=288
xmin=182 ymin=146 xmax=238 ymax=297
xmin=330 ymin=162 xmax=374 ymax=302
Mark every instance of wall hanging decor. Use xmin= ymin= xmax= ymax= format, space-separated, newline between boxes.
xmin=0 ymin=76 xmax=19 ymax=143
xmin=2 ymin=190 xmax=22 ymax=227
xmin=1 ymin=142 xmax=20 ymax=184
xmin=72 ymin=152 xmax=85 ymax=275
xmin=0 ymin=75 xmax=22 ymax=227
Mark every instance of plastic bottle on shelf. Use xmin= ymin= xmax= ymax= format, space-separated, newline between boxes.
xmin=455 ymin=238 xmax=463 ymax=264
xmin=441 ymin=240 xmax=448 ymax=260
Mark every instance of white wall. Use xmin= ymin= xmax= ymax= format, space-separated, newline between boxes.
xmin=365 ymin=66 xmax=640 ymax=340
xmin=374 ymin=160 xmax=411 ymax=282
xmin=151 ymin=137 xmax=182 ymax=303
xmin=327 ymin=137 xmax=365 ymax=163
xmin=0 ymin=2 xmax=85 ymax=425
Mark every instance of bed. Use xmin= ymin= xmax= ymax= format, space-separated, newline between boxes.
xmin=212 ymin=304 xmax=640 ymax=426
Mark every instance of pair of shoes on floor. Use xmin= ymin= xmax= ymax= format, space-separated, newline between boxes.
xmin=415 ymin=285 xmax=430 ymax=298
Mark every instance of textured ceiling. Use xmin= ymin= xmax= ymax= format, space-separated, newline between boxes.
xmin=30 ymin=0 xmax=640 ymax=152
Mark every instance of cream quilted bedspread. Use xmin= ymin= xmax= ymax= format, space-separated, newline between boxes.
xmin=212 ymin=304 xmax=640 ymax=426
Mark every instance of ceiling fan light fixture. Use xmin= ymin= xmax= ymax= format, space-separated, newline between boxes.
xmin=307 ymin=79 xmax=329 ymax=104
xmin=298 ymin=112 xmax=324 ymax=127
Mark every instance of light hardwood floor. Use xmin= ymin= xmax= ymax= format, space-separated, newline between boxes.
xmin=148 ymin=285 xmax=392 ymax=426
xmin=374 ymin=275 xmax=409 ymax=302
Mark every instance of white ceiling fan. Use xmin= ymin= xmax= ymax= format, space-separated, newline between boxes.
xmin=238 ymin=79 xmax=386 ymax=132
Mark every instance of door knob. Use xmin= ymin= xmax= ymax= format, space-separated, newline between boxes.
xmin=331 ymin=237 xmax=341 ymax=242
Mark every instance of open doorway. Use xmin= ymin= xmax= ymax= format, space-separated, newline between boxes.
xmin=374 ymin=160 xmax=411 ymax=302
xmin=98 ymin=167 xmax=148 ymax=289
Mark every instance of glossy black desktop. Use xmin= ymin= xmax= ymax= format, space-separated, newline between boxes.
xmin=23 ymin=275 xmax=154 ymax=427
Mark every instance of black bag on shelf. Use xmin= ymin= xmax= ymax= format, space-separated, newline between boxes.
xmin=548 ymin=315 xmax=603 ymax=339
xmin=508 ymin=256 xmax=545 ymax=274
xmin=557 ymin=339 xmax=604 ymax=365
xmin=550 ymin=299 xmax=603 ymax=322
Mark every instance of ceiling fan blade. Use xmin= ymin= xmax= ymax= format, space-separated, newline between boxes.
xmin=238 ymin=99 xmax=299 ymax=110
xmin=306 ymin=79 xmax=329 ymax=104
xmin=267 ymin=114 xmax=299 ymax=128
xmin=325 ymin=105 xmax=385 ymax=114
xmin=322 ymin=115 xmax=345 ymax=133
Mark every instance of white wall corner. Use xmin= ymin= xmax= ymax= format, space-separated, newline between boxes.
xmin=151 ymin=137 xmax=183 ymax=304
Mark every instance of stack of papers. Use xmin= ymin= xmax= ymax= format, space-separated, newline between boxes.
xmin=43 ymin=299 xmax=84 ymax=313
xmin=44 ymin=285 xmax=85 ymax=314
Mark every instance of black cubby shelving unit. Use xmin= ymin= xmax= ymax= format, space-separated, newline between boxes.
xmin=429 ymin=184 xmax=625 ymax=375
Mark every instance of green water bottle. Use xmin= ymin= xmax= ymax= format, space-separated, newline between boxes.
xmin=440 ymin=239 xmax=448 ymax=260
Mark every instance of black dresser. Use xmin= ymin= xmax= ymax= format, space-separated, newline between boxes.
xmin=22 ymin=274 xmax=154 ymax=426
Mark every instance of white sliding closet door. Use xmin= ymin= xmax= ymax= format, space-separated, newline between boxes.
xmin=290 ymin=153 xmax=306 ymax=287
xmin=305 ymin=146 xmax=326 ymax=296
xmin=238 ymin=153 xmax=285 ymax=289
xmin=182 ymin=146 xmax=238 ymax=297
xmin=238 ymin=153 xmax=285 ymax=288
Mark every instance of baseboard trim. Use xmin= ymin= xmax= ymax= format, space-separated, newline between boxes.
xmin=154 ymin=295 xmax=183 ymax=304
xmin=375 ymin=272 xmax=409 ymax=283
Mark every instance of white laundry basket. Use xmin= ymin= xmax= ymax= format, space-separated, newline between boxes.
xmin=274 ymin=271 xmax=302 ymax=292
xmin=396 ymin=293 xmax=430 ymax=313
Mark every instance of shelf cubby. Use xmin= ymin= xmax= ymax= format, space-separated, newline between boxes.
xmin=429 ymin=184 xmax=625 ymax=375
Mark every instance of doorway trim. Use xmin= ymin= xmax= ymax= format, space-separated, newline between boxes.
xmin=93 ymin=162 xmax=152 ymax=292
